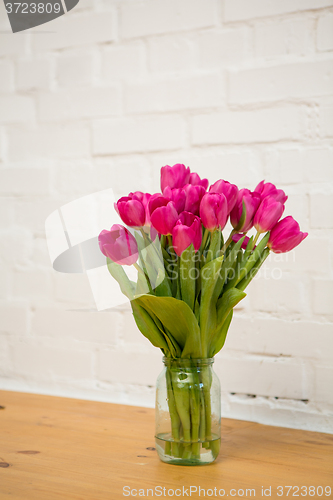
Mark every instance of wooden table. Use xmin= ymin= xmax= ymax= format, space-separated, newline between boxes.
xmin=0 ymin=390 xmax=332 ymax=499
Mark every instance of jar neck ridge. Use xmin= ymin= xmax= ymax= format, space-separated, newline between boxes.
xmin=162 ymin=357 xmax=214 ymax=368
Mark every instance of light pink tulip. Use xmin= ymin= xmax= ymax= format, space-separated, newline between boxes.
xmin=98 ymin=224 xmax=138 ymax=266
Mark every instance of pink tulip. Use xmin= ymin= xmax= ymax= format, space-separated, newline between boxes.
xmin=254 ymin=196 xmax=285 ymax=233
xmin=148 ymin=194 xmax=170 ymax=216
xmin=163 ymin=186 xmax=186 ymax=214
xmin=184 ymin=184 xmax=206 ymax=215
xmin=230 ymin=189 xmax=261 ymax=232
xmin=172 ymin=211 xmax=202 ymax=256
xmin=267 ymin=216 xmax=308 ymax=253
xmin=189 ymin=172 xmax=209 ymax=191
xmin=199 ymin=193 xmax=228 ymax=231
xmin=115 ymin=194 xmax=146 ymax=227
xmin=209 ymin=180 xmax=238 ymax=213
xmin=160 ymin=163 xmax=190 ymax=192
xmin=129 ymin=191 xmax=152 ymax=225
xmin=232 ymin=233 xmax=253 ymax=250
xmin=149 ymin=196 xmax=179 ymax=235
xmin=254 ymin=180 xmax=288 ymax=204
xmin=98 ymin=224 xmax=138 ymax=266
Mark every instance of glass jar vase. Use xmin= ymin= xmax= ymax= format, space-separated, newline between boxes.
xmin=155 ymin=357 xmax=221 ymax=466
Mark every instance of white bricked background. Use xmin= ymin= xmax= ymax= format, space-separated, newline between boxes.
xmin=0 ymin=0 xmax=332 ymax=433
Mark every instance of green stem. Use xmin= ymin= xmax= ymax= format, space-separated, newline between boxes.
xmin=253 ymin=230 xmax=261 ymax=247
xmin=166 ymin=368 xmax=181 ymax=457
xmin=200 ymin=365 xmax=212 ymax=440
xmin=206 ymin=230 xmax=221 ymax=263
xmin=200 ymin=228 xmax=210 ymax=255
xmin=190 ymin=370 xmax=201 ymax=459
xmin=221 ymin=229 xmax=237 ymax=254
xmin=172 ymin=366 xmax=191 ymax=443
xmin=133 ymin=262 xmax=144 ymax=275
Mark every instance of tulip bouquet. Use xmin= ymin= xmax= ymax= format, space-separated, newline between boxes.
xmin=98 ymin=163 xmax=307 ymax=463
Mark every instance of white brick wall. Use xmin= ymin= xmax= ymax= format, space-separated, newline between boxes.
xmin=0 ymin=0 xmax=332 ymax=433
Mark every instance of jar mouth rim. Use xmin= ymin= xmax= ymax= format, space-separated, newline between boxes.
xmin=162 ymin=356 xmax=214 ymax=365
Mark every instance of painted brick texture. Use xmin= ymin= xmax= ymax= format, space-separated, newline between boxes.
xmin=0 ymin=0 xmax=332 ymax=433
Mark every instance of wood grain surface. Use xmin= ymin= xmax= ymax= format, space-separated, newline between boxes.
xmin=0 ymin=390 xmax=332 ymax=499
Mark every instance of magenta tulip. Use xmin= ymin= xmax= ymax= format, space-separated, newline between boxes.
xmin=184 ymin=184 xmax=206 ymax=215
xmin=232 ymin=233 xmax=254 ymax=250
xmin=199 ymin=193 xmax=228 ymax=231
xmin=267 ymin=216 xmax=308 ymax=253
xmin=160 ymin=163 xmax=191 ymax=192
xmin=172 ymin=211 xmax=202 ymax=256
xmin=115 ymin=194 xmax=146 ymax=227
xmin=254 ymin=196 xmax=285 ymax=233
xmin=189 ymin=172 xmax=209 ymax=190
xmin=230 ymin=189 xmax=261 ymax=232
xmin=209 ymin=180 xmax=238 ymax=213
xmin=149 ymin=196 xmax=179 ymax=235
xmin=163 ymin=186 xmax=186 ymax=214
xmin=148 ymin=194 xmax=170 ymax=216
xmin=129 ymin=191 xmax=152 ymax=225
xmin=254 ymin=180 xmax=288 ymax=204
xmin=98 ymin=224 xmax=138 ymax=266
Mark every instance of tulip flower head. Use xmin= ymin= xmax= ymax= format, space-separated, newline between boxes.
xmin=149 ymin=196 xmax=179 ymax=235
xmin=230 ymin=189 xmax=261 ymax=232
xmin=209 ymin=179 xmax=238 ymax=213
xmin=254 ymin=196 xmax=284 ymax=233
xmin=255 ymin=180 xmax=288 ymax=204
xmin=172 ymin=211 xmax=202 ymax=257
xmin=184 ymin=184 xmax=206 ymax=215
xmin=163 ymin=186 xmax=186 ymax=214
xmin=200 ymin=192 xmax=228 ymax=231
xmin=189 ymin=172 xmax=209 ymax=191
xmin=268 ymin=216 xmax=308 ymax=253
xmin=115 ymin=194 xmax=146 ymax=227
xmin=161 ymin=163 xmax=190 ymax=192
xmin=129 ymin=191 xmax=152 ymax=225
xmin=98 ymin=224 xmax=138 ymax=266
xmin=232 ymin=233 xmax=254 ymax=250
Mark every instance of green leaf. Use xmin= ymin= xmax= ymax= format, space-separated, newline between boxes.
xmin=216 ymin=288 xmax=246 ymax=326
xmin=194 ymin=298 xmax=200 ymax=323
xmin=107 ymin=258 xmax=135 ymax=300
xmin=237 ymin=247 xmax=270 ymax=291
xmin=205 ymin=230 xmax=221 ymax=264
xmin=208 ymin=288 xmax=246 ymax=356
xmin=199 ymin=255 xmax=224 ymax=357
xmin=131 ymin=300 xmax=169 ymax=353
xmin=134 ymin=294 xmax=202 ymax=358
xmin=229 ymin=232 xmax=270 ymax=289
xmin=216 ymin=235 xmax=245 ymax=298
xmin=135 ymin=271 xmax=149 ymax=296
xmin=148 ymin=309 xmax=181 ymax=357
xmin=154 ymin=269 xmax=172 ymax=297
xmin=209 ymin=310 xmax=233 ymax=357
xmin=180 ymin=244 xmax=196 ymax=311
